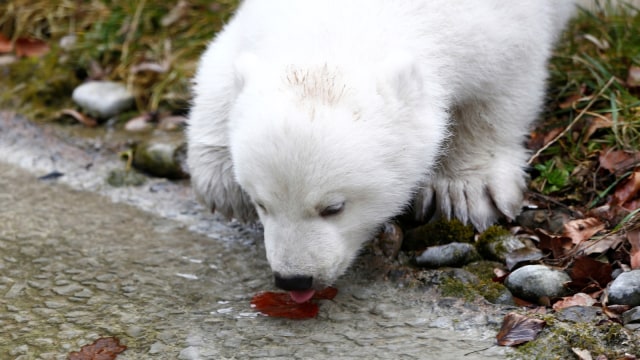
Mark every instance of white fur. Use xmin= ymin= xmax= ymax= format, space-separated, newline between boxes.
xmin=187 ymin=0 xmax=576 ymax=287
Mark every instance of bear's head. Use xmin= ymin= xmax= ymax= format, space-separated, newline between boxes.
xmin=228 ymin=53 xmax=447 ymax=300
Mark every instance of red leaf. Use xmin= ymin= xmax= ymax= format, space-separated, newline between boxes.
xmin=250 ymin=287 xmax=338 ymax=319
xmin=0 ymin=34 xmax=12 ymax=53
xmin=68 ymin=337 xmax=127 ymax=360
xmin=496 ymin=312 xmax=546 ymax=346
xmin=251 ymin=292 xmax=319 ymax=319
xmin=14 ymin=37 xmax=50 ymax=57
xmin=537 ymin=228 xmax=574 ymax=259
xmin=313 ymin=286 xmax=339 ymax=300
xmin=568 ymin=256 xmax=612 ymax=292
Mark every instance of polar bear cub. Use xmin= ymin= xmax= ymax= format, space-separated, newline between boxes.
xmin=187 ymin=0 xmax=576 ymax=296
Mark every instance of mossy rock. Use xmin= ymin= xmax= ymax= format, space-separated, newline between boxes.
xmin=475 ymin=225 xmax=524 ymax=262
xmin=403 ymin=219 xmax=474 ymax=251
xmin=106 ymin=168 xmax=147 ymax=187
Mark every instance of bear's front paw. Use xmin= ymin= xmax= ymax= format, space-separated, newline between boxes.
xmin=188 ymin=146 xmax=257 ymax=222
xmin=414 ymin=164 xmax=527 ymax=231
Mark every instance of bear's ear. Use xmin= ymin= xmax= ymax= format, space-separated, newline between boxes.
xmin=234 ymin=52 xmax=260 ymax=91
xmin=378 ymin=52 xmax=422 ymax=100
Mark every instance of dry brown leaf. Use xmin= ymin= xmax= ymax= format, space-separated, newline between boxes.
xmin=583 ymin=114 xmax=613 ymax=143
xmin=559 ymin=84 xmax=587 ymax=109
xmin=612 ymin=171 xmax=640 ymax=208
xmin=563 ymin=218 xmax=605 ymax=245
xmin=61 ymin=109 xmax=97 ymax=127
xmin=599 ymin=149 xmax=640 ymax=174
xmin=602 ymin=304 xmax=630 ymax=321
xmin=628 ymin=230 xmax=640 ymax=270
xmin=496 ymin=312 xmax=546 ymax=346
xmin=529 ymin=127 xmax=564 ymax=151
xmin=575 ymin=234 xmax=625 ymax=256
xmin=14 ymin=37 xmax=50 ymax=57
xmin=552 ymin=293 xmax=597 ymax=311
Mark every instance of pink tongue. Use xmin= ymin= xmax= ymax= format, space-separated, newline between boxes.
xmin=289 ymin=290 xmax=316 ymax=304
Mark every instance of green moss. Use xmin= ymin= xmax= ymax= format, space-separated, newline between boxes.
xmin=106 ymin=168 xmax=147 ymax=187
xmin=514 ymin=316 xmax=640 ymax=360
xmin=439 ymin=276 xmax=478 ymax=301
xmin=475 ymin=225 xmax=520 ymax=262
xmin=464 ymin=261 xmax=514 ymax=304
xmin=403 ymin=219 xmax=474 ymax=251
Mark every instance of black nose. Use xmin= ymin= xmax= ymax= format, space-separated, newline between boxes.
xmin=273 ymin=272 xmax=313 ymax=291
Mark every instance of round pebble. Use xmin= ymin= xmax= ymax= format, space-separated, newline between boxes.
xmin=504 ymin=265 xmax=571 ymax=303
xmin=72 ymin=81 xmax=134 ymax=118
xmin=608 ymin=270 xmax=640 ymax=306
xmin=415 ymin=242 xmax=480 ymax=268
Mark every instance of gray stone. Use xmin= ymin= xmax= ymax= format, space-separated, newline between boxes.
xmin=609 ymin=270 xmax=640 ymax=306
xmin=504 ymin=265 xmax=571 ymax=303
xmin=623 ymin=306 xmax=640 ymax=325
xmin=415 ymin=242 xmax=480 ymax=268
xmin=72 ymin=81 xmax=134 ymax=118
xmin=556 ymin=306 xmax=604 ymax=323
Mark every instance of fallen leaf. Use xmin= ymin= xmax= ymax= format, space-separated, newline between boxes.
xmin=599 ymin=149 xmax=640 ymax=174
xmin=612 ymin=171 xmax=640 ymax=208
xmin=61 ymin=109 xmax=98 ymax=127
xmin=628 ymin=230 xmax=640 ymax=270
xmin=574 ymin=234 xmax=625 ymax=256
xmin=628 ymin=66 xmax=640 ymax=87
xmin=602 ymin=303 xmax=630 ymax=321
xmin=537 ymin=228 xmax=574 ymax=259
xmin=568 ymin=256 xmax=612 ymax=292
xmin=528 ymin=127 xmax=564 ymax=151
xmin=559 ymin=85 xmax=587 ymax=109
xmin=505 ymin=247 xmax=545 ymax=270
xmin=563 ymin=218 xmax=605 ymax=245
xmin=496 ymin=312 xmax=546 ymax=346
xmin=583 ymin=114 xmax=613 ymax=143
xmin=552 ymin=293 xmax=597 ymax=310
xmin=14 ymin=37 xmax=49 ymax=57
xmin=68 ymin=337 xmax=127 ymax=360
xmin=250 ymin=287 xmax=338 ymax=319
xmin=0 ymin=34 xmax=12 ymax=53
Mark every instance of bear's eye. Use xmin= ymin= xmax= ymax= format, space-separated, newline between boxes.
xmin=320 ymin=202 xmax=345 ymax=217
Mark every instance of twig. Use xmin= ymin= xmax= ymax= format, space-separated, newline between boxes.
xmin=528 ymin=77 xmax=616 ymax=165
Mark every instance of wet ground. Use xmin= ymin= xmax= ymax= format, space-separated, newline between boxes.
xmin=0 ymin=112 xmax=511 ymax=359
